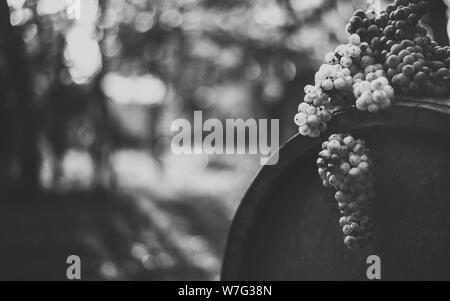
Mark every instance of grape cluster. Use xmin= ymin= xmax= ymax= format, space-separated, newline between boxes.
xmin=294 ymin=0 xmax=450 ymax=251
xmin=295 ymin=102 xmax=331 ymax=138
xmin=346 ymin=1 xmax=429 ymax=49
xmin=346 ymin=0 xmax=450 ymax=96
xmin=386 ymin=38 xmax=450 ymax=97
xmin=353 ymin=67 xmax=394 ymax=112
xmin=296 ymin=0 xmax=450 ymax=138
xmin=294 ymin=35 xmax=365 ymax=136
xmin=317 ymin=134 xmax=374 ymax=250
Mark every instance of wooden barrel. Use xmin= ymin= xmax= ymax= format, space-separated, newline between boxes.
xmin=222 ymin=97 xmax=450 ymax=281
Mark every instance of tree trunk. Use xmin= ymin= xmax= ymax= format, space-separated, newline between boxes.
xmin=0 ymin=1 xmax=40 ymax=194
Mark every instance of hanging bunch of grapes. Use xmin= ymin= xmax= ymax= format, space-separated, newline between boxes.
xmin=317 ymin=134 xmax=375 ymax=250
xmin=294 ymin=0 xmax=450 ymax=137
xmin=292 ymin=0 xmax=450 ymax=250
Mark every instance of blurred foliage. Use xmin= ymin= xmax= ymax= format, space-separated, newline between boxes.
xmin=0 ymin=0 xmax=448 ymax=280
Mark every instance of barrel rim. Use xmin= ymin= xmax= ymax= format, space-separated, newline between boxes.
xmin=221 ymin=97 xmax=450 ymax=280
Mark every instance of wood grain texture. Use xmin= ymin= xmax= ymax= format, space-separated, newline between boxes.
xmin=222 ymin=97 xmax=450 ymax=281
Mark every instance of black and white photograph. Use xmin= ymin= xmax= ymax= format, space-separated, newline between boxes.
xmin=0 ymin=0 xmax=449 ymax=285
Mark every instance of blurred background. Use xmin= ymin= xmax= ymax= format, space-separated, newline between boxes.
xmin=0 ymin=0 xmax=448 ymax=280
